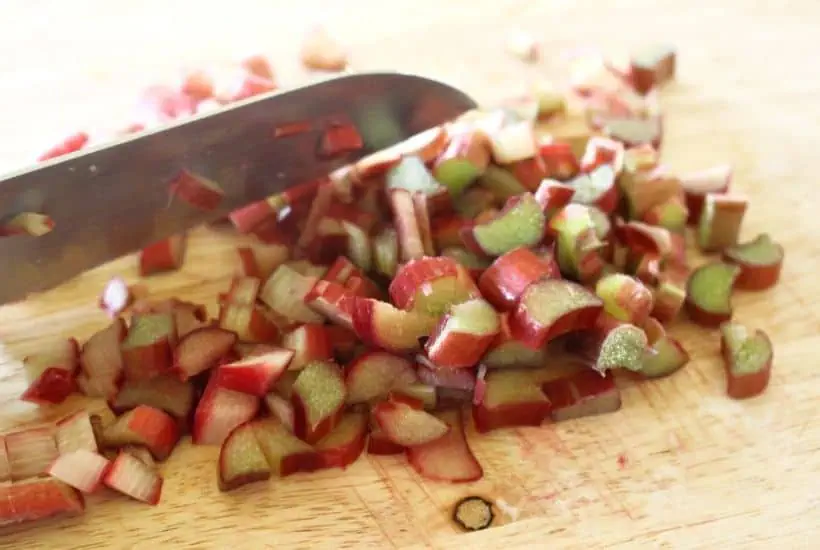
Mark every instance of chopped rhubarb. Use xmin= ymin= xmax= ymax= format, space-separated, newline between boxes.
xmin=104 ymin=451 xmax=163 ymax=505
xmin=488 ymin=120 xmax=537 ymax=164
xmin=603 ymin=116 xmax=663 ymax=149
xmin=652 ymin=267 xmax=689 ymax=324
xmin=534 ymin=179 xmax=576 ymax=219
xmin=5 ymin=426 xmax=58 ymax=480
xmin=453 ymin=496 xmax=494 ymax=532
xmin=630 ymin=44 xmax=676 ymax=94
xmin=387 ymin=156 xmax=448 ymax=212
xmin=304 ymin=280 xmax=355 ymax=330
xmin=686 ymin=262 xmax=740 ymax=327
xmin=389 ymin=189 xmax=426 ymax=262
xmin=264 ymin=392 xmax=295 ymax=431
xmin=103 ymin=405 xmax=180 ymax=461
xmin=0 ymin=478 xmax=84 ymax=526
xmin=541 ymin=369 xmax=621 ymax=421
xmin=345 ymin=351 xmax=417 ymax=404
xmin=215 ymin=349 xmax=294 ymax=397
xmin=477 ymin=165 xmax=528 ymax=202
xmin=425 ymin=298 xmax=500 ymax=368
xmin=539 ymin=141 xmax=581 ymax=181
xmin=218 ymin=303 xmax=281 ymax=343
xmin=169 ymin=170 xmax=224 ymax=211
xmin=454 ymin=187 xmax=496 ymax=219
xmin=291 ymin=360 xmax=347 ymax=444
xmin=482 ymin=313 xmax=547 ymax=368
xmin=389 ymin=256 xmax=480 ymax=317
xmin=720 ymin=322 xmax=773 ymax=399
xmin=373 ymin=227 xmax=399 ymax=278
xmin=723 ymin=233 xmax=784 ymax=291
xmin=218 ymin=422 xmax=271 ymax=491
xmin=222 ymin=276 xmax=261 ymax=306
xmin=79 ymin=319 xmax=125 ymax=398
xmin=351 ymin=297 xmax=435 ymax=353
xmin=110 ymin=375 xmax=195 ymax=421
xmin=569 ymin=164 xmax=619 ymax=214
xmin=341 ymin=220 xmax=372 ymax=271
xmin=56 ymin=411 xmax=99 ymax=454
xmin=641 ymin=335 xmax=690 ymax=379
xmin=47 ymin=449 xmax=110 ymax=494
xmin=595 ymin=273 xmax=654 ymax=326
xmin=373 ymin=401 xmax=450 ymax=446
xmin=549 ymin=204 xmax=605 ymax=282
xmin=464 ymin=193 xmax=545 ymax=257
xmin=473 ymin=369 xmax=551 ymax=432
xmin=260 ymin=265 xmax=324 ymax=325
xmin=440 ymin=247 xmax=491 ymax=279
xmin=642 ymin=194 xmax=688 ymax=232
xmin=282 ymin=324 xmax=332 ymax=370
xmin=193 ymin=378 xmax=260 ymax=446
xmin=571 ymin=319 xmax=648 ymax=374
xmin=0 ymin=212 xmax=55 ymax=237
xmin=507 ymin=156 xmax=547 ymax=192
xmin=21 ymin=338 xmax=79 ymax=405
xmin=313 ymin=411 xmax=368 ymax=469
xmin=324 ymin=256 xmax=362 ymax=285
xmin=250 ymin=418 xmax=319 ymax=476
xmin=478 ymin=247 xmax=558 ymax=311
xmin=139 ymin=234 xmax=186 ymax=276
xmin=680 ymin=164 xmax=732 ymax=224
xmin=300 ymin=25 xmax=348 ymax=72
xmin=510 ymin=279 xmax=603 ymax=349
xmin=406 ymin=409 xmax=482 ymax=483
xmin=434 ymin=131 xmax=491 ymax=196
xmin=121 ymin=313 xmax=175 ymax=381
xmin=697 ymin=194 xmax=748 ymax=252
xmin=173 ymin=326 xmax=237 ymax=380
xmin=616 ymin=220 xmax=674 ymax=259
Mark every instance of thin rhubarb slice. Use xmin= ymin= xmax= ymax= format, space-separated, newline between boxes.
xmin=541 ymin=369 xmax=621 ymax=421
xmin=121 ymin=313 xmax=175 ymax=381
xmin=697 ymin=194 xmax=748 ymax=252
xmin=345 ymin=352 xmax=417 ymax=404
xmin=425 ymin=299 xmax=500 ymax=369
xmin=5 ymin=426 xmax=58 ymax=480
xmin=103 ymin=405 xmax=180 ymax=461
xmin=720 ymin=322 xmax=773 ymax=399
xmin=260 ymin=265 xmax=324 ymax=325
xmin=215 ymin=349 xmax=294 ymax=397
xmin=104 ymin=451 xmax=163 ymax=505
xmin=250 ymin=418 xmax=319 ymax=477
xmin=465 ymin=193 xmax=545 ymax=257
xmin=110 ymin=375 xmax=195 ymax=420
xmin=314 ymin=411 xmax=368 ymax=470
xmin=21 ymin=338 xmax=79 ymax=405
xmin=193 ymin=378 xmax=260 ymax=445
xmin=473 ymin=369 xmax=551 ymax=432
xmin=510 ymin=279 xmax=603 ymax=349
xmin=351 ymin=298 xmax=436 ymax=353
xmin=406 ymin=409 xmax=482 ymax=483
xmin=389 ymin=256 xmax=480 ymax=317
xmin=685 ymin=262 xmax=740 ymax=327
xmin=291 ymin=360 xmax=347 ymax=444
xmin=173 ymin=327 xmax=237 ymax=380
xmin=47 ymin=449 xmax=110 ymax=494
xmin=595 ymin=273 xmax=654 ymax=326
xmin=478 ymin=247 xmax=558 ymax=311
xmin=373 ymin=401 xmax=450 ymax=446
xmin=79 ymin=319 xmax=126 ymax=398
xmin=723 ymin=233 xmax=784 ymax=291
xmin=0 ymin=478 xmax=84 ymax=526
xmin=681 ymin=164 xmax=732 ymax=224
xmin=218 ymin=421 xmax=271 ymax=491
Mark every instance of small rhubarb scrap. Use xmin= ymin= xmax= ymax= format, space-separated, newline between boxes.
xmin=723 ymin=233 xmax=784 ymax=291
xmin=139 ymin=234 xmax=186 ymax=276
xmin=351 ymin=298 xmax=435 ymax=353
xmin=121 ymin=313 xmax=175 ymax=381
xmin=464 ymin=193 xmax=545 ymax=257
xmin=720 ymin=322 xmax=773 ymax=399
xmin=170 ymin=170 xmax=224 ymax=211
xmin=21 ymin=338 xmax=79 ymax=405
xmin=595 ymin=273 xmax=654 ymax=326
xmin=0 ymin=478 xmax=84 ymax=526
xmin=103 ymin=405 xmax=180 ymax=461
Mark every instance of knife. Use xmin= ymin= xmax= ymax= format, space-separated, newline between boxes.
xmin=0 ymin=72 xmax=477 ymax=305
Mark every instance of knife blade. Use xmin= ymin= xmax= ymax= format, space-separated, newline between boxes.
xmin=0 ymin=72 xmax=476 ymax=305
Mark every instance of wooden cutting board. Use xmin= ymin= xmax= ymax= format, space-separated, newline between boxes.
xmin=1 ymin=1 xmax=818 ymax=548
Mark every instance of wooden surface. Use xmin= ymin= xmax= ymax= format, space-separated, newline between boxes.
xmin=1 ymin=1 xmax=819 ymax=548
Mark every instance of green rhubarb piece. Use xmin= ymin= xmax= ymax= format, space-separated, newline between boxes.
xmin=472 ymin=193 xmax=545 ymax=256
xmin=725 ymin=234 xmax=783 ymax=266
xmin=595 ymin=273 xmax=634 ymax=321
xmin=441 ymin=247 xmax=491 ymax=271
xmin=387 ymin=156 xmax=444 ymax=195
xmin=476 ymin=165 xmax=528 ymax=202
xmin=435 ymin=159 xmax=482 ymax=197
xmin=550 ymin=204 xmax=603 ymax=279
xmin=687 ymin=262 xmax=740 ymax=313
xmin=122 ymin=314 xmax=173 ymax=348
xmin=454 ymin=187 xmax=496 ymax=219
xmin=342 ymin=221 xmax=372 ymax=272
xmin=721 ymin=323 xmax=771 ymax=376
xmin=697 ymin=194 xmax=748 ymax=252
xmin=647 ymin=196 xmax=688 ymax=232
xmin=373 ymin=228 xmax=399 ymax=278
xmin=596 ymin=324 xmax=648 ymax=373
xmin=641 ymin=336 xmax=689 ymax=378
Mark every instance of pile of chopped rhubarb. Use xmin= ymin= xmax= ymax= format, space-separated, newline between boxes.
xmin=2 ymin=43 xmax=782 ymax=530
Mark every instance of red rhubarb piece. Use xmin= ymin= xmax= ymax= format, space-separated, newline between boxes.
xmin=345 ymin=351 xmax=418 ymax=404
xmin=0 ymin=478 xmax=84 ymax=526
xmin=104 ymin=451 xmax=163 ymax=505
xmin=47 ymin=449 xmax=110 ymax=494
xmin=425 ymin=298 xmax=500 ymax=369
xmin=169 ymin=170 xmax=224 ymax=211
xmin=541 ymin=369 xmax=621 ymax=421
xmin=478 ymin=247 xmax=559 ymax=311
xmin=193 ymin=377 xmax=260 ymax=446
xmin=373 ymin=401 xmax=450 ymax=446
xmin=5 ymin=426 xmax=58 ymax=480
xmin=406 ymin=409 xmax=483 ymax=483
xmin=351 ymin=298 xmax=436 ymax=353
xmin=215 ymin=349 xmax=294 ymax=397
xmin=121 ymin=313 xmax=175 ymax=381
xmin=21 ymin=338 xmax=79 ymax=405
xmin=139 ymin=234 xmax=186 ymax=276
xmin=389 ymin=256 xmax=480 ymax=317
xmin=473 ymin=369 xmax=552 ymax=433
xmin=103 ymin=405 xmax=180 ymax=461
xmin=720 ymin=322 xmax=773 ymax=399
xmin=723 ymin=234 xmax=784 ymax=291
xmin=173 ymin=326 xmax=237 ymax=380
xmin=685 ymin=262 xmax=740 ymax=327
xmin=79 ymin=319 xmax=125 ymax=398
xmin=109 ymin=375 xmax=195 ymax=421
xmin=290 ymin=360 xmax=347 ymax=444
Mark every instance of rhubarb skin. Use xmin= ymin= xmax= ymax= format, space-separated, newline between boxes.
xmin=721 ymin=322 xmax=774 ymax=399
xmin=478 ymin=247 xmax=559 ymax=311
xmin=466 ymin=193 xmax=546 ymax=257
xmin=169 ymin=170 xmax=224 ymax=211
xmin=79 ymin=319 xmax=126 ymax=399
xmin=406 ymin=409 xmax=483 ymax=483
xmin=424 ymin=299 xmax=500 ymax=369
xmin=685 ymin=263 xmax=740 ymax=327
xmin=723 ymin=233 xmax=784 ymax=291
xmin=109 ymin=375 xmax=195 ymax=421
xmin=192 ymin=377 xmax=260 ymax=446
xmin=473 ymin=369 xmax=552 ymax=433
xmin=103 ymin=405 xmax=181 ymax=461
xmin=482 ymin=313 xmax=547 ymax=368
xmin=281 ymin=324 xmax=333 ymax=370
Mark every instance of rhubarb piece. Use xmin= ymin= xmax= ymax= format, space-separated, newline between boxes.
xmin=697 ymin=194 xmax=748 ymax=252
xmin=193 ymin=378 xmax=260 ymax=445
xmin=425 ymin=299 xmax=500 ymax=369
xmin=0 ymin=212 xmax=55 ymax=237
xmin=686 ymin=262 xmax=740 ymax=327
xmin=300 ymin=25 xmax=348 ymax=71
xmin=416 ymin=359 xmax=476 ymax=394
xmin=237 ymin=245 xmax=289 ymax=279
xmin=37 ymin=131 xmax=90 ymax=161
xmin=465 ymin=193 xmax=545 ymax=257
xmin=549 ymin=204 xmax=606 ymax=282
xmin=454 ymin=187 xmax=496 ymax=219
xmin=539 ymin=141 xmax=581 ymax=181
xmin=630 ymin=44 xmax=676 ymax=94
xmin=391 ymin=384 xmax=438 ymax=409
xmin=373 ymin=401 xmax=449 ymax=446
xmin=373 ymin=227 xmax=399 ymax=278
xmin=218 ymin=303 xmax=280 ymax=343
xmin=139 ymin=234 xmax=186 ymax=276
xmin=580 ymin=137 xmax=625 ymax=174
xmin=479 ymin=247 xmax=558 ymax=311
xmin=99 ymin=277 xmax=132 ymax=317
xmin=79 ymin=319 xmax=125 ymax=398
xmin=723 ymin=234 xmax=784 ymax=290
xmin=572 ymin=320 xmax=648 ymax=374
xmin=5 ymin=426 xmax=58 ymax=480
xmin=303 ymin=218 xmax=349 ymax=264
xmin=720 ymin=322 xmax=773 ymax=399
xmin=104 ymin=451 xmax=163 ymax=504
xmin=103 ymin=405 xmax=180 ymax=461
xmin=345 ymin=352 xmax=417 ymax=404
xmin=341 ymin=220 xmax=372 ymax=271
xmin=453 ymin=496 xmax=494 ymax=532
xmin=681 ymin=164 xmax=732 ymax=224
xmin=603 ymin=116 xmax=663 ymax=149
xmin=390 ymin=189 xmax=426 ymax=262
xmin=56 ymin=411 xmax=99 ymax=454
xmin=0 ymin=478 xmax=84 ymax=526
xmin=387 ymin=156 xmax=449 ymax=213
xmin=284 ymin=260 xmax=328 ymax=279
xmin=122 ymin=446 xmax=156 ymax=469
xmin=367 ymin=415 xmax=405 ymax=456
xmin=641 ymin=335 xmax=689 ymax=379
xmin=413 ymin=193 xmax=436 ymax=256
xmin=318 ymin=121 xmax=363 ymax=159
xmin=110 ymin=375 xmax=195 ymax=421
xmin=595 ymin=273 xmax=654 ymax=326
xmin=250 ymin=418 xmax=319 ymax=476
xmin=389 ymin=257 xmax=480 ymax=317
xmin=473 ymin=369 xmax=551 ymax=432
xmin=324 ymin=256 xmax=361 ymax=285
xmin=406 ymin=409 xmax=482 ymax=483
xmin=222 ymin=276 xmax=261 ymax=306
xmin=169 ymin=170 xmax=224 ymax=211
xmin=441 ymin=247 xmax=491 ymax=279
xmin=652 ymin=267 xmax=689 ymax=324
xmin=47 ymin=449 xmax=110 ymax=494
xmin=351 ymin=298 xmax=435 ymax=353
xmin=121 ymin=313 xmax=175 ymax=381
xmin=433 ymin=131 xmax=491 ymax=196
xmin=534 ymin=179 xmax=576 ymax=218
xmin=477 ymin=165 xmax=528 ymax=202
xmin=314 ymin=411 xmax=368 ymax=469
xmin=281 ymin=324 xmax=332 ymax=370
xmin=304 ymin=280 xmax=355 ymax=330
xmin=291 ymin=360 xmax=347 ymax=443
xmin=488 ymin=120 xmax=537 ymax=164
xmin=21 ymin=338 xmax=79 ymax=405
xmin=215 ymin=349 xmax=293 ymax=397
xmin=171 ymin=326 xmax=236 ymax=381
xmin=506 ymin=156 xmax=547 ymax=192
xmin=218 ymin=422 xmax=271 ymax=491
xmin=264 ymin=393 xmax=295 ymax=431
xmin=569 ymin=164 xmax=618 ymax=214
xmin=541 ymin=369 xmax=621 ymax=421
xmin=260 ymin=265 xmax=324 ymax=325
xmin=642 ymin=194 xmax=688 ymax=232
xmin=619 ymin=165 xmax=681 ymax=219
xmin=511 ymin=279 xmax=603 ymax=349
xmin=482 ymin=313 xmax=547 ymax=368
xmin=132 ymin=299 xmax=208 ymax=339
xmin=617 ymin=220 xmax=674 ymax=259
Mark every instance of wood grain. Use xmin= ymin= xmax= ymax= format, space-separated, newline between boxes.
xmin=1 ymin=0 xmax=819 ymax=548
